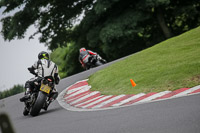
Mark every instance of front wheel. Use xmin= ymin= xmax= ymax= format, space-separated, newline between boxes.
xmin=30 ymin=91 xmax=47 ymax=116
xmin=95 ymin=60 xmax=103 ymax=67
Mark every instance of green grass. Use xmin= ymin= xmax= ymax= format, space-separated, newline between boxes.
xmin=88 ymin=26 xmax=200 ymax=95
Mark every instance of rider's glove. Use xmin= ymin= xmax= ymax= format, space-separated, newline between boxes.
xmin=28 ymin=67 xmax=38 ymax=76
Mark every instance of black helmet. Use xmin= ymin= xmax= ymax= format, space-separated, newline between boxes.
xmin=38 ymin=51 xmax=49 ymax=60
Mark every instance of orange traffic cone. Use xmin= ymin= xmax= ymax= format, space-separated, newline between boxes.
xmin=130 ymin=79 xmax=136 ymax=87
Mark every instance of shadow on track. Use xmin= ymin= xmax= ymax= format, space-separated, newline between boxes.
xmin=16 ymin=106 xmax=63 ymax=120
xmin=39 ymin=106 xmax=63 ymax=116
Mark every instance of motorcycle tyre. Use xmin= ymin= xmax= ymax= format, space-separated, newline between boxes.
xmin=95 ymin=61 xmax=103 ymax=66
xmin=30 ymin=91 xmax=47 ymax=116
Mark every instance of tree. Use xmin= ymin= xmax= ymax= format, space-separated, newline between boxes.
xmin=0 ymin=0 xmax=94 ymax=50
xmin=72 ymin=0 xmax=200 ymax=60
xmin=1 ymin=0 xmax=200 ymax=77
xmin=50 ymin=42 xmax=82 ymax=78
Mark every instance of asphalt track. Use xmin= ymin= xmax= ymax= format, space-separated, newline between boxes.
xmin=1 ymin=60 xmax=200 ymax=133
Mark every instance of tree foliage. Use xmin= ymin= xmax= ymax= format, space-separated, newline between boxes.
xmin=72 ymin=0 xmax=200 ymax=59
xmin=1 ymin=0 xmax=200 ymax=77
xmin=0 ymin=85 xmax=24 ymax=100
xmin=50 ymin=42 xmax=81 ymax=78
xmin=0 ymin=0 xmax=94 ymax=49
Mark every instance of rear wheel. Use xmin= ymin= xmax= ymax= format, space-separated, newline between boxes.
xmin=30 ymin=91 xmax=47 ymax=116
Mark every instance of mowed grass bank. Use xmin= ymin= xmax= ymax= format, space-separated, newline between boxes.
xmin=88 ymin=26 xmax=200 ymax=95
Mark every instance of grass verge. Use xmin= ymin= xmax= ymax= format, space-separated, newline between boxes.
xmin=88 ymin=26 xmax=200 ymax=95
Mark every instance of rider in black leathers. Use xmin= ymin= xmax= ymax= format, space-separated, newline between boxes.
xmin=79 ymin=48 xmax=106 ymax=70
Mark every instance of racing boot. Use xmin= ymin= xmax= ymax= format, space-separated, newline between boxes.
xmin=20 ymin=88 xmax=31 ymax=102
xmin=43 ymin=101 xmax=49 ymax=111
xmin=23 ymin=106 xmax=30 ymax=116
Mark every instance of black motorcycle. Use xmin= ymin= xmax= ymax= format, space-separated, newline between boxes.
xmin=23 ymin=76 xmax=55 ymax=116
xmin=82 ymin=54 xmax=106 ymax=70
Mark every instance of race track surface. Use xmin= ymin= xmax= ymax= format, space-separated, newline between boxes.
xmin=1 ymin=61 xmax=200 ymax=133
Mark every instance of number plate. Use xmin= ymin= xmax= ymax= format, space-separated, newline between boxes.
xmin=40 ymin=84 xmax=51 ymax=94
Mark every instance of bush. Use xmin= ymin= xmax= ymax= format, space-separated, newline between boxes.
xmin=0 ymin=85 xmax=24 ymax=100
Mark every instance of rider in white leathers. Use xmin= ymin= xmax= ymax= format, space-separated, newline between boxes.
xmin=20 ymin=51 xmax=60 ymax=104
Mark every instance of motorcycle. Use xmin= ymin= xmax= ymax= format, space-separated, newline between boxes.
xmin=82 ymin=54 xmax=107 ymax=70
xmin=23 ymin=76 xmax=55 ymax=116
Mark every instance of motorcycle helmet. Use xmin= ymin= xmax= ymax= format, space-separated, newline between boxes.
xmin=38 ymin=51 xmax=49 ymax=60
xmin=79 ymin=48 xmax=86 ymax=53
